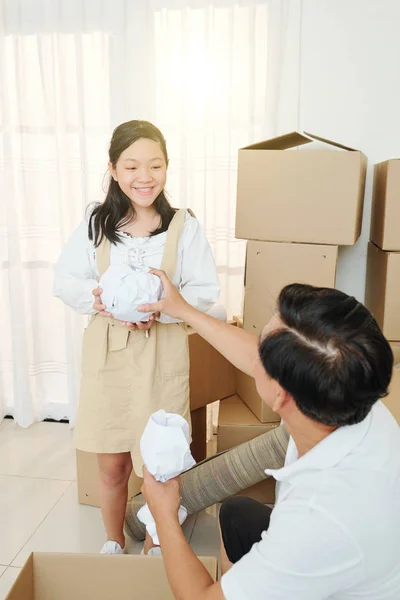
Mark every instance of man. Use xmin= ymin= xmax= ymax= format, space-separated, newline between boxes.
xmin=138 ymin=273 xmax=400 ymax=600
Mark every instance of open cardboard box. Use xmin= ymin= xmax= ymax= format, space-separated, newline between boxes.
xmin=6 ymin=553 xmax=217 ymax=600
xmin=236 ymin=131 xmax=367 ymax=245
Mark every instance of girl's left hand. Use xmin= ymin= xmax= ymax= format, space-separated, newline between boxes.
xmin=120 ymin=312 xmax=160 ymax=331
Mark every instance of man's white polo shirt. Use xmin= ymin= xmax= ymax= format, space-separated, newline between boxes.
xmin=221 ymin=401 xmax=400 ymax=599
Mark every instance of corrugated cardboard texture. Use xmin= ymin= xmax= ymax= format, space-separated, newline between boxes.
xmin=188 ymin=327 xmax=236 ymax=410
xmin=236 ymin=131 xmax=367 ymax=245
xmin=383 ymin=367 xmax=400 ymax=426
xmin=77 ymin=406 xmax=207 ymax=507
xmin=217 ymin=395 xmax=278 ymax=504
xmin=365 ymin=242 xmax=400 ymax=340
xmin=243 ymin=241 xmax=338 ymax=335
xmin=217 ymin=394 xmax=279 ymax=452
xmin=6 ymin=553 xmax=217 ymax=600
xmin=370 ymin=160 xmax=400 ymax=251
xmin=236 ymin=369 xmax=280 ymax=423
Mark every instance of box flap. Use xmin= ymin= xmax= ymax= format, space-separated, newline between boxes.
xmin=242 ymin=131 xmax=312 ymax=150
xmin=242 ymin=131 xmax=358 ymax=152
xmin=303 ymin=132 xmax=358 ymax=151
xmin=5 ymin=554 xmax=34 ymax=600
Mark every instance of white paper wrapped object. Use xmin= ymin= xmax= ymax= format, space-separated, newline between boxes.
xmin=137 ymin=504 xmax=188 ymax=546
xmin=140 ymin=410 xmax=196 ymax=481
xmin=137 ymin=410 xmax=196 ymax=545
xmin=99 ymin=264 xmax=162 ymax=323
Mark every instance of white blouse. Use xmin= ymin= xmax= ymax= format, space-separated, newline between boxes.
xmin=53 ymin=210 xmax=220 ymax=324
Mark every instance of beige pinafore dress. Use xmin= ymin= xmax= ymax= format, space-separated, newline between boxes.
xmin=74 ymin=209 xmax=191 ymax=475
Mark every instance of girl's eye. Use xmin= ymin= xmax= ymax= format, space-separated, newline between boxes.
xmin=152 ymin=166 xmax=162 ymax=170
xmin=127 ymin=167 xmax=137 ymax=171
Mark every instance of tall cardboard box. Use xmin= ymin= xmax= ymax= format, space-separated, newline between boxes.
xmin=217 ymin=395 xmax=279 ymax=503
xmin=384 ymin=367 xmax=400 ymax=425
xmin=370 ymin=159 xmax=400 ymax=251
xmin=6 ymin=553 xmax=217 ymax=600
xmin=243 ymin=241 xmax=338 ymax=334
xmin=365 ymin=242 xmax=400 ymax=340
xmin=236 ymin=131 xmax=367 ymax=245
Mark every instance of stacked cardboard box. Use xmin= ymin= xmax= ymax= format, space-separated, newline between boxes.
xmin=76 ymin=327 xmax=237 ymax=508
xmin=234 ymin=131 xmax=367 ymax=425
xmin=217 ymin=394 xmax=279 ymax=504
xmin=366 ymin=160 xmax=400 ymax=344
xmin=365 ymin=159 xmax=400 ymax=412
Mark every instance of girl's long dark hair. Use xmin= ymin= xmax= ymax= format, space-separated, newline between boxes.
xmin=89 ymin=120 xmax=176 ymax=246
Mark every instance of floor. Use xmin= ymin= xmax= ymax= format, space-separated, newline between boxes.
xmin=0 ymin=419 xmax=221 ymax=599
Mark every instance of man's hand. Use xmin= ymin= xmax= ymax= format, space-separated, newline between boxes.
xmin=92 ymin=287 xmax=112 ymax=317
xmin=141 ymin=467 xmax=181 ymax=523
xmin=138 ymin=269 xmax=192 ymax=321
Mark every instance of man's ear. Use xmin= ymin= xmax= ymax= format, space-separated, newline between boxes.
xmin=271 ymin=382 xmax=290 ymax=412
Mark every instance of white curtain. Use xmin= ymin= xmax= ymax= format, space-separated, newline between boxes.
xmin=0 ymin=0 xmax=286 ymax=426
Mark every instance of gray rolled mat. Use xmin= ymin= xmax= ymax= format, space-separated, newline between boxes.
xmin=125 ymin=423 xmax=289 ymax=541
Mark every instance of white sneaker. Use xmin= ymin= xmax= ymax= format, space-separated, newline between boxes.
xmin=140 ymin=546 xmax=162 ymax=556
xmin=100 ymin=541 xmax=126 ymax=554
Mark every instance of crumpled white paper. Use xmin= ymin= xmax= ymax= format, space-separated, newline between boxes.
xmin=137 ymin=410 xmax=196 ymax=545
xmin=99 ymin=264 xmax=162 ymax=323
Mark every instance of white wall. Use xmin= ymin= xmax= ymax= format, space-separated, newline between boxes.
xmin=298 ymin=0 xmax=400 ymax=301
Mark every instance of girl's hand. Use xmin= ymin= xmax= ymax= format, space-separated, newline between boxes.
xmin=92 ymin=287 xmax=112 ymax=318
xmin=120 ymin=313 xmax=160 ymax=331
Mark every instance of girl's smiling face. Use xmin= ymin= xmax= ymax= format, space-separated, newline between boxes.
xmin=109 ymin=137 xmax=167 ymax=209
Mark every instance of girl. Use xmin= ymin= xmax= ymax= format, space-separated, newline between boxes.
xmin=54 ymin=120 xmax=220 ymax=554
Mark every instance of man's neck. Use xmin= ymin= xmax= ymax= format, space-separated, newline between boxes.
xmin=282 ymin=410 xmax=338 ymax=458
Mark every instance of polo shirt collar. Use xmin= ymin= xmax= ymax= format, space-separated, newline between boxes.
xmin=265 ymin=407 xmax=373 ymax=482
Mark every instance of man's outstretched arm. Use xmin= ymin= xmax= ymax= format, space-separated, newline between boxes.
xmin=137 ymin=269 xmax=259 ymax=376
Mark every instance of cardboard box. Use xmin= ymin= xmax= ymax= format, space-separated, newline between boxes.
xmin=236 ymin=369 xmax=280 ymax=423
xmin=370 ymin=160 xmax=400 ymax=251
xmin=243 ymin=241 xmax=338 ymax=334
xmin=6 ymin=553 xmax=217 ymax=600
xmin=235 ymin=477 xmax=276 ymax=505
xmin=217 ymin=395 xmax=279 ymax=503
xmin=76 ymin=449 xmax=142 ymax=507
xmin=188 ymin=327 xmax=236 ymax=410
xmin=233 ymin=316 xmax=280 ymax=422
xmin=77 ymin=406 xmax=207 ymax=507
xmin=365 ymin=242 xmax=400 ymax=340
xmin=217 ymin=395 xmax=279 ymax=451
xmin=384 ymin=367 xmax=400 ymax=425
xmin=390 ymin=342 xmax=400 ymax=366
xmin=236 ymin=131 xmax=367 ymax=245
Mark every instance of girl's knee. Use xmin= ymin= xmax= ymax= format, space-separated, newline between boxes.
xmin=98 ymin=454 xmax=132 ymax=487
